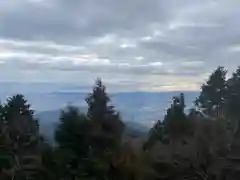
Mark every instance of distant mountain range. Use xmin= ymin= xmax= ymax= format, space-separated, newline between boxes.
xmin=0 ymin=82 xmax=199 ymax=143
xmin=32 ymin=91 xmax=199 ymax=143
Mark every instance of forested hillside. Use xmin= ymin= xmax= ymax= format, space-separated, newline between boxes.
xmin=1 ymin=66 xmax=240 ymax=179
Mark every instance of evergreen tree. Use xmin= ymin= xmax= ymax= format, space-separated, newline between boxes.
xmin=0 ymin=95 xmax=42 ymax=180
xmin=83 ymin=79 xmax=125 ymax=179
xmin=164 ymin=94 xmax=192 ymax=138
xmin=53 ymin=80 xmax=125 ymax=179
xmin=226 ymin=66 xmax=240 ymax=120
xmin=1 ymin=94 xmax=38 ymax=142
xmin=55 ymin=106 xmax=90 ymax=157
xmin=196 ymin=67 xmax=227 ymax=117
xmin=2 ymin=94 xmax=34 ymax=120
xmin=86 ymin=78 xmax=114 ymax=121
xmin=54 ymin=106 xmax=92 ymax=179
xmin=86 ymin=78 xmax=125 ymax=155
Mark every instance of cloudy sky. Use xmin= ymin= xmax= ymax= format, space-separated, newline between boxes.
xmin=0 ymin=0 xmax=239 ymax=92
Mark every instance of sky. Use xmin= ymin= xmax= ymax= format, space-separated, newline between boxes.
xmin=0 ymin=0 xmax=240 ymax=92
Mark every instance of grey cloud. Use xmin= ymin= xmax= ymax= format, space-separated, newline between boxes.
xmin=0 ymin=0 xmax=240 ymax=91
xmin=0 ymin=39 xmax=87 ymax=56
xmin=0 ymin=53 xmax=205 ymax=77
xmin=0 ymin=0 xmax=193 ymax=42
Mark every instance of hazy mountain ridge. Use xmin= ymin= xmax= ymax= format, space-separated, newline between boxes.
xmin=35 ymin=91 xmax=198 ymax=142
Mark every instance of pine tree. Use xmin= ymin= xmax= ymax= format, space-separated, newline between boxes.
xmin=226 ymin=66 xmax=240 ymax=120
xmin=86 ymin=79 xmax=125 ymax=155
xmin=196 ymin=67 xmax=227 ymax=117
xmin=0 ymin=95 xmax=42 ymax=180
xmin=1 ymin=95 xmax=38 ymax=143
xmin=86 ymin=78 xmax=114 ymax=121
xmin=54 ymin=106 xmax=91 ymax=179
xmin=164 ymin=94 xmax=192 ymax=138
xmin=55 ymin=106 xmax=90 ymax=157
xmin=54 ymin=79 xmax=125 ymax=179
xmin=2 ymin=94 xmax=34 ymax=119
xmin=83 ymin=79 xmax=125 ymax=179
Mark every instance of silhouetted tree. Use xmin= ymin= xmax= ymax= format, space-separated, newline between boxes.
xmin=226 ymin=66 xmax=240 ymax=120
xmin=2 ymin=94 xmax=34 ymax=120
xmin=55 ymin=106 xmax=90 ymax=157
xmin=54 ymin=106 xmax=92 ymax=179
xmin=164 ymin=94 xmax=192 ymax=138
xmin=196 ymin=67 xmax=227 ymax=117
xmin=0 ymin=95 xmax=42 ymax=180
xmin=3 ymin=69 xmax=240 ymax=180
xmin=86 ymin=79 xmax=125 ymax=155
xmin=53 ymin=79 xmax=125 ymax=179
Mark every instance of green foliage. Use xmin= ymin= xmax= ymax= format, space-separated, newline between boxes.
xmin=0 ymin=94 xmax=44 ymax=180
xmin=196 ymin=66 xmax=227 ymax=117
xmin=55 ymin=106 xmax=90 ymax=157
xmin=226 ymin=66 xmax=240 ymax=120
xmin=144 ymin=94 xmax=193 ymax=151
xmin=1 ymin=94 xmax=39 ymax=141
xmin=86 ymin=79 xmax=125 ymax=154
xmin=3 ymin=67 xmax=240 ymax=179
xmin=86 ymin=78 xmax=112 ymax=121
xmin=2 ymin=94 xmax=34 ymax=120
xmin=164 ymin=95 xmax=192 ymax=138
xmin=53 ymin=79 xmax=126 ymax=179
